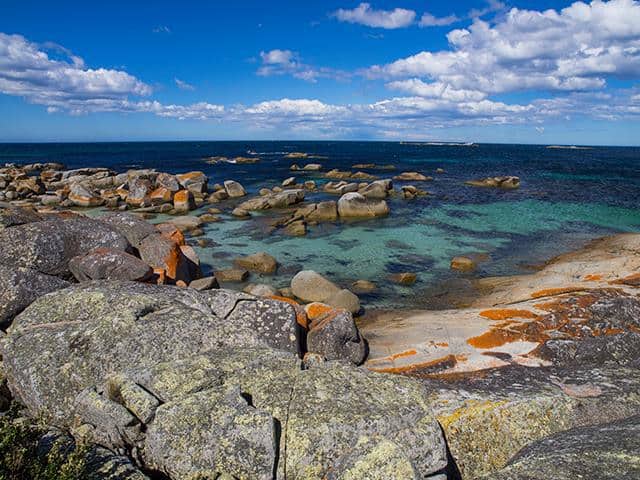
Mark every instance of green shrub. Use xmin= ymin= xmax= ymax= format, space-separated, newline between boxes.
xmin=0 ymin=405 xmax=86 ymax=480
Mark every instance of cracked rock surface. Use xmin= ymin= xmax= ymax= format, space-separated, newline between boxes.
xmin=1 ymin=280 xmax=446 ymax=479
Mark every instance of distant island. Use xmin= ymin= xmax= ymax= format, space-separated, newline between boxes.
xmin=546 ymin=145 xmax=593 ymax=150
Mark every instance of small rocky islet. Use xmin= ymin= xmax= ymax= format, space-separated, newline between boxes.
xmin=0 ymin=159 xmax=639 ymax=479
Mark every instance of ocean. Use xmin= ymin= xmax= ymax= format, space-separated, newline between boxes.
xmin=2 ymin=141 xmax=640 ymax=309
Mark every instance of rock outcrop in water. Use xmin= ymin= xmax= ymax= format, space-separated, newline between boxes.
xmin=465 ymin=176 xmax=520 ymax=189
xmin=0 ymin=162 xmax=209 ymax=213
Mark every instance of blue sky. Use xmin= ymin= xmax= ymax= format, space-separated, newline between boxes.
xmin=0 ymin=0 xmax=639 ymax=144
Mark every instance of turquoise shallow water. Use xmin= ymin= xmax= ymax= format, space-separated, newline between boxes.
xmin=2 ymin=141 xmax=640 ymax=309
xmin=191 ymin=198 xmax=640 ymax=309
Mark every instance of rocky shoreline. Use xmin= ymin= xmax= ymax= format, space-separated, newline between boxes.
xmin=0 ymin=161 xmax=638 ymax=479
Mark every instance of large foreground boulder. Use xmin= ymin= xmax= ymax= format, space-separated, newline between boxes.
xmin=233 ymin=252 xmax=277 ymax=274
xmin=79 ymin=349 xmax=446 ymax=479
xmin=1 ymin=281 xmax=447 ymax=479
xmin=483 ymin=415 xmax=640 ymax=479
xmin=1 ymin=281 xmax=306 ymax=423
xmin=99 ymin=212 xmax=158 ymax=248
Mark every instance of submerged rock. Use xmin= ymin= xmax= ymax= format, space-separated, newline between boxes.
xmin=351 ymin=279 xmax=377 ymax=293
xmin=451 ymin=256 xmax=477 ymax=272
xmin=389 ymin=272 xmax=417 ymax=285
xmin=215 ymin=268 xmax=249 ymax=282
xmin=234 ymin=252 xmax=277 ymax=275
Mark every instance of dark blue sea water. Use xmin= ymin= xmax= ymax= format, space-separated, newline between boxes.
xmin=2 ymin=141 xmax=640 ymax=309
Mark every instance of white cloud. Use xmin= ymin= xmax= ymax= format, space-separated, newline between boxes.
xmin=368 ymin=0 xmax=640 ymax=97
xmin=152 ymin=26 xmax=171 ymax=34
xmin=386 ymin=79 xmax=487 ymax=101
xmin=468 ymin=0 xmax=505 ymax=19
xmin=334 ymin=3 xmax=416 ymax=29
xmin=260 ymin=49 xmax=296 ymax=66
xmin=0 ymin=32 xmax=223 ymax=119
xmin=419 ymin=1 xmax=505 ymax=28
xmin=245 ymin=98 xmax=347 ymax=117
xmin=257 ymin=49 xmax=349 ymax=82
xmin=419 ymin=13 xmax=460 ymax=27
xmin=175 ymin=78 xmax=195 ymax=91
xmin=0 ymin=33 xmax=152 ymax=104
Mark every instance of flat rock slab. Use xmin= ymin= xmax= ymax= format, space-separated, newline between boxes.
xmin=362 ymin=284 xmax=640 ymax=375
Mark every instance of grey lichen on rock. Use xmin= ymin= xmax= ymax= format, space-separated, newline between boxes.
xmin=481 ymin=414 xmax=640 ymax=480
xmin=145 ymin=385 xmax=277 ymax=480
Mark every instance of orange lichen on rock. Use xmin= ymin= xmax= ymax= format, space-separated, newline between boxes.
xmin=308 ymin=310 xmax=340 ymax=331
xmin=467 ymin=327 xmax=549 ymax=349
xmin=610 ymin=273 xmax=640 ymax=286
xmin=305 ymin=302 xmax=335 ymax=320
xmin=156 ymin=224 xmax=186 ymax=246
xmin=367 ymin=349 xmax=419 ymax=367
xmin=270 ymin=295 xmax=299 ymax=306
xmin=530 ymin=286 xmax=585 ymax=298
xmin=270 ymin=295 xmax=309 ymax=329
xmin=149 ymin=187 xmax=173 ymax=204
xmin=369 ymin=354 xmax=457 ymax=375
xmin=479 ymin=309 xmax=539 ymax=320
xmin=161 ymin=242 xmax=181 ymax=281
xmin=583 ymin=274 xmax=603 ymax=281
xmin=152 ymin=268 xmax=166 ymax=285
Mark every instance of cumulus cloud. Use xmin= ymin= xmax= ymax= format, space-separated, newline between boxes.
xmin=368 ymin=0 xmax=640 ymax=97
xmin=257 ymin=49 xmax=349 ymax=82
xmin=175 ymin=78 xmax=195 ymax=90
xmin=0 ymin=32 xmax=223 ymax=119
xmin=333 ymin=3 xmax=416 ymax=29
xmin=0 ymin=33 xmax=152 ymax=104
xmin=245 ymin=98 xmax=347 ymax=117
xmin=386 ymin=79 xmax=487 ymax=101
